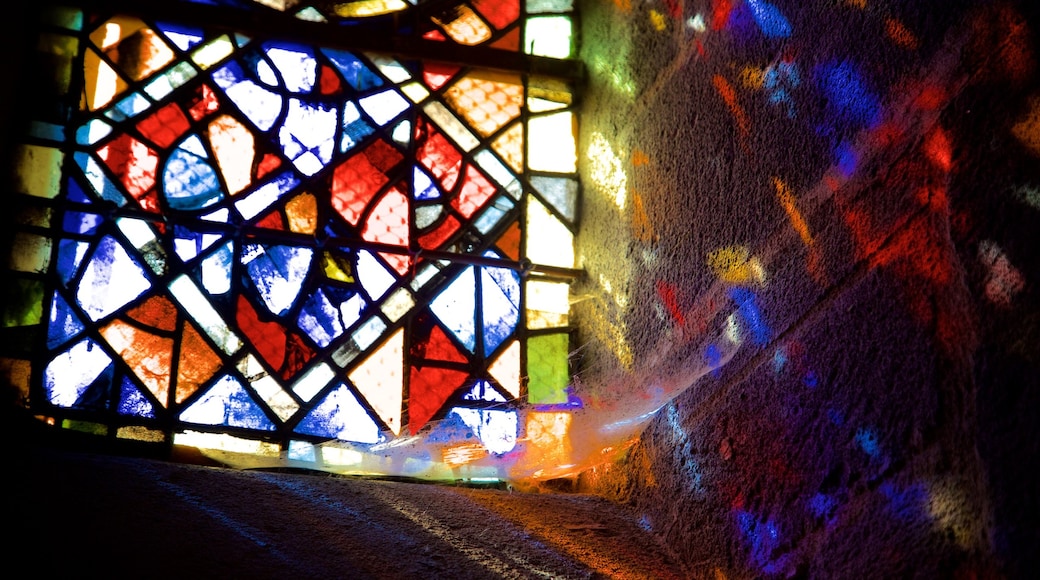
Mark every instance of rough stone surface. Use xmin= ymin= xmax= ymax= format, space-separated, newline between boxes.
xmin=571 ymin=1 xmax=1040 ymax=578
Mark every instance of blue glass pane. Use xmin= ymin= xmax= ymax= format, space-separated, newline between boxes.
xmin=342 ymin=101 xmax=375 ymax=152
xmin=163 ymin=145 xmax=224 ymax=211
xmin=321 ymin=49 xmax=383 ymax=91
xmin=66 ymin=177 xmax=91 ymax=203
xmin=57 ymin=239 xmax=89 ymax=286
xmin=47 ymin=291 xmax=85 ymax=348
xmin=413 ymin=165 xmax=439 ymax=200
xmin=212 ymin=62 xmax=284 ymax=131
xmin=356 ymin=250 xmax=394 ymax=300
xmin=450 ymin=407 xmax=518 ymax=454
xmin=426 ymin=410 xmax=476 ymax=444
xmin=280 ymin=98 xmax=337 ymax=175
xmin=474 ymin=196 xmax=514 ymax=234
xmin=530 ymin=176 xmax=578 ymax=223
xmin=481 ymin=265 xmax=520 ymax=356
xmin=196 ymin=242 xmax=233 ymax=294
xmin=105 ymin=92 xmax=152 ymax=122
xmin=430 ymin=266 xmax=477 ymax=353
xmin=44 ymin=337 xmax=114 ymax=409
xmin=118 ymin=376 xmax=157 ymax=418
xmin=463 ymin=380 xmax=506 ymax=403
xmin=297 ymin=287 xmax=345 ymax=348
xmin=75 ymin=152 xmax=127 ymax=206
xmin=63 ymin=210 xmax=103 ymax=234
xmin=75 ymin=236 xmax=152 ymax=322
xmin=242 ymin=244 xmax=313 ymax=316
xmin=359 ymin=89 xmax=408 ymax=126
xmin=179 ymin=374 xmax=277 ymax=430
xmin=173 ymin=225 xmax=223 ymax=261
xmin=295 ymin=383 xmax=383 ymax=443
xmin=265 ymin=43 xmax=316 ymax=93
xmin=155 ymin=21 xmax=205 ymax=51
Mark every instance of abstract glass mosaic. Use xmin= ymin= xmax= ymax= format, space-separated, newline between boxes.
xmin=3 ymin=0 xmax=581 ymax=479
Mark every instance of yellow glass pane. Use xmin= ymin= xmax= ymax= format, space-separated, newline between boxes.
xmin=528 ymin=111 xmax=576 ymax=172
xmin=208 ymin=115 xmax=256 ymax=195
xmin=192 ymin=36 xmax=235 ymax=70
xmin=525 ymin=197 xmax=574 ymax=269
xmin=433 ymin=5 xmax=493 ymax=45
xmin=444 ymin=72 xmax=523 ymax=137
xmin=323 ymin=251 xmax=356 ymax=283
xmin=8 ymin=233 xmax=52 ymax=274
xmin=381 ymin=288 xmax=415 ymax=323
xmin=334 ymin=0 xmax=410 ymax=17
xmin=117 ymin=425 xmax=166 ymax=442
xmin=82 ymin=49 xmax=126 ymax=111
xmin=14 ymin=145 xmax=64 ymax=199
xmin=38 ymin=33 xmax=79 ymax=95
xmin=488 ymin=340 xmax=521 ymax=398
xmin=400 ymin=82 xmax=430 ymax=103
xmin=91 ymin=17 xmax=175 ymax=82
xmin=526 ymin=280 xmax=570 ymax=329
xmin=349 ymin=328 xmax=404 ymax=435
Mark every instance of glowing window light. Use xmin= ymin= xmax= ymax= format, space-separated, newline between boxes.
xmin=525 ymin=16 xmax=572 ymax=58
xmin=525 ymin=197 xmax=574 ymax=269
xmin=6 ymin=1 xmax=582 ymax=479
xmin=528 ymin=111 xmax=577 ymax=172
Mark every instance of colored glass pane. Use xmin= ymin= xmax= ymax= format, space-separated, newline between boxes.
xmin=4 ymin=0 xmax=581 ymax=478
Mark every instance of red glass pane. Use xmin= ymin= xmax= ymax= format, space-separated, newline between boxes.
xmin=409 ymin=366 xmax=469 ymax=433
xmin=127 ymin=294 xmax=178 ymax=331
xmin=98 ymin=133 xmax=158 ymax=200
xmin=136 ymin=102 xmax=191 ymax=148
xmin=416 ymin=121 xmax=462 ymax=191
xmin=471 ymin=0 xmax=520 ymax=30
xmin=453 ymin=164 xmax=495 ymax=218
xmin=236 ymin=294 xmax=287 ymax=371
xmin=419 ymin=214 xmax=460 ymax=250
xmin=331 ymin=138 xmax=403 ymax=225
xmin=186 ymin=83 xmax=220 ymax=121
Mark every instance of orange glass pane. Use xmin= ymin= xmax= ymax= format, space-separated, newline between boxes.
xmin=101 ymin=319 xmax=173 ymax=405
xmin=432 ymin=5 xmax=493 ymax=46
xmin=176 ymin=322 xmax=223 ymax=404
xmin=286 ymin=193 xmax=318 ymax=234
xmin=444 ymin=73 xmax=523 ymax=137
xmin=492 ymin=122 xmax=523 ymax=172
xmin=208 ymin=115 xmax=256 ymax=196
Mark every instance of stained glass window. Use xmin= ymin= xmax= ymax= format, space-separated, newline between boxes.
xmin=3 ymin=0 xmax=581 ymax=480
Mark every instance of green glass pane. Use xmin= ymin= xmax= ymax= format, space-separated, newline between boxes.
xmin=527 ymin=332 xmax=569 ymax=404
xmin=3 ymin=279 xmax=45 ymax=327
